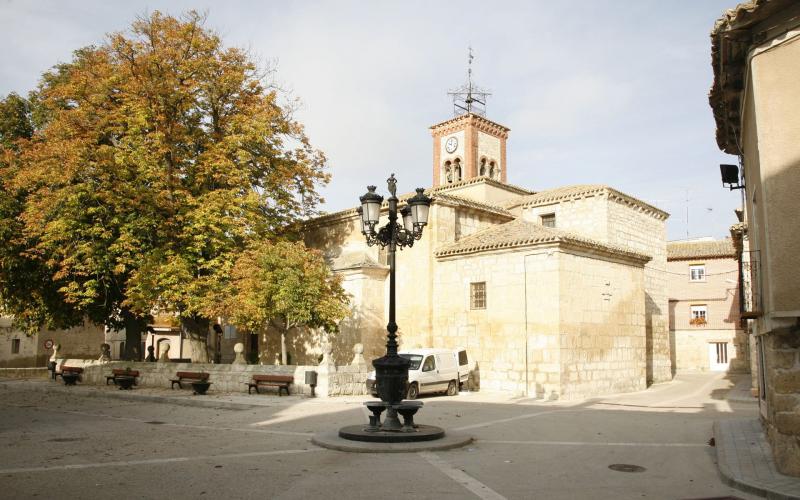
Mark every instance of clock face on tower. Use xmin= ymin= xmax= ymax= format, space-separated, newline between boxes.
xmin=445 ymin=136 xmax=458 ymax=154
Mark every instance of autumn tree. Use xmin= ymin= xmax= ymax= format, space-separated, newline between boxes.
xmin=226 ymin=241 xmax=350 ymax=364
xmin=0 ymin=12 xmax=329 ymax=360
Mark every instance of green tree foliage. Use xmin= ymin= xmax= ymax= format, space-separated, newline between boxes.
xmin=0 ymin=12 xmax=335 ymax=360
xmin=227 ymin=241 xmax=350 ymax=364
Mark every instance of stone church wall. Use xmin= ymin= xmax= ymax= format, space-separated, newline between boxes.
xmin=605 ymin=199 xmax=671 ymax=384
xmin=556 ymin=250 xmax=647 ymax=400
xmin=431 ymin=248 xmax=531 ymax=394
xmin=521 ymin=195 xmax=609 ymax=242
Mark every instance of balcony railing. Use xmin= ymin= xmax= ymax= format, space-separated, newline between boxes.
xmin=741 ymin=249 xmax=762 ymax=318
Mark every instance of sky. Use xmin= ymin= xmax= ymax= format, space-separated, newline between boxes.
xmin=0 ymin=0 xmax=744 ymax=241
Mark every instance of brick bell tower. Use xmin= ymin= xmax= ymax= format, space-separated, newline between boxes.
xmin=431 ymin=48 xmax=510 ymax=188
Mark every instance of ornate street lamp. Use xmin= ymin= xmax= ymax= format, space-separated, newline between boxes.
xmin=359 ymin=174 xmax=431 ymax=429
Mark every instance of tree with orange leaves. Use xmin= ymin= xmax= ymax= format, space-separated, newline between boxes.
xmin=0 ymin=12 xmax=330 ymax=361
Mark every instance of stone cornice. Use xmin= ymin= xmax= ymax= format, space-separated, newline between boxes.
xmin=430 ymin=113 xmax=510 ymax=138
xmin=709 ymin=0 xmax=800 ymax=154
xmin=507 ymin=184 xmax=669 ymax=221
xmin=431 ymin=175 xmax=532 ymax=197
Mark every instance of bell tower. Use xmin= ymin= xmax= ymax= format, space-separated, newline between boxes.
xmin=430 ymin=48 xmax=510 ymax=188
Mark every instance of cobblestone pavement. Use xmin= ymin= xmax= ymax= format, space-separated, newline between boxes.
xmin=0 ymin=373 xmax=764 ymax=499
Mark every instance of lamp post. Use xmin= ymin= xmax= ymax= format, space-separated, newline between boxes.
xmin=358 ymin=174 xmax=431 ymax=428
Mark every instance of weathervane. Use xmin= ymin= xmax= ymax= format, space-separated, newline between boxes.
xmin=447 ymin=46 xmax=491 ymax=117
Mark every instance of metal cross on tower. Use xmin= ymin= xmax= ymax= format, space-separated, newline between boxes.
xmin=448 ymin=46 xmax=491 ymax=117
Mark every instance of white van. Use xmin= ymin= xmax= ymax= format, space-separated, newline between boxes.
xmin=367 ymin=348 xmax=472 ymax=399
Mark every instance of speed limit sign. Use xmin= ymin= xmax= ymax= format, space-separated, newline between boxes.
xmin=43 ymin=339 xmax=54 ymax=350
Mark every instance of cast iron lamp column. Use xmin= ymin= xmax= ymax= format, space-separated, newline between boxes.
xmin=359 ymin=174 xmax=431 ymax=427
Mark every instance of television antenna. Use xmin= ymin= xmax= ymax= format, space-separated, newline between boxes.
xmin=447 ymin=46 xmax=491 ymax=117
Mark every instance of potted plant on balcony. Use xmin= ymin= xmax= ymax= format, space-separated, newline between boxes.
xmin=689 ymin=317 xmax=708 ymax=327
xmin=191 ymin=372 xmax=211 ymax=395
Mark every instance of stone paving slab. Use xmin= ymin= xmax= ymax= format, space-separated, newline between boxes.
xmin=714 ymin=418 xmax=800 ymax=499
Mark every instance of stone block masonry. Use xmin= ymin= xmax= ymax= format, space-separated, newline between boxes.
xmin=78 ymin=361 xmax=370 ymax=397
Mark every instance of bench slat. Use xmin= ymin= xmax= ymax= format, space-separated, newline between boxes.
xmin=252 ymin=375 xmax=293 ymax=383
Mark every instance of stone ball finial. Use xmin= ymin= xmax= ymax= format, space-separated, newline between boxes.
xmin=157 ymin=342 xmax=170 ymax=363
xmin=322 ymin=343 xmax=333 ymax=355
xmin=351 ymin=343 xmax=366 ymax=367
xmin=232 ymin=342 xmax=246 ymax=365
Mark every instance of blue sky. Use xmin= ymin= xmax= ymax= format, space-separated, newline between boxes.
xmin=0 ymin=0 xmax=743 ymax=240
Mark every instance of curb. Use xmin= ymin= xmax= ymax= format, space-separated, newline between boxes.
xmin=713 ymin=420 xmax=800 ymax=500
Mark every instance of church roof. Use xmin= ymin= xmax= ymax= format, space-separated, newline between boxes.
xmin=667 ymin=239 xmax=736 ymax=260
xmin=505 ymin=184 xmax=669 ymax=220
xmin=305 ymin=180 xmax=521 ymax=228
xmin=432 ymin=193 xmax=515 ymax=218
xmin=435 ymin=219 xmax=651 ymax=263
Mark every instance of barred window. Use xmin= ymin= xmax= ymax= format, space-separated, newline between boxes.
xmin=541 ymin=213 xmax=556 ymax=228
xmin=470 ymin=282 xmax=486 ymax=310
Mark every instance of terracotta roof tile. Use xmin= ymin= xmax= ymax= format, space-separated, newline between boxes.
xmin=504 ymin=184 xmax=668 ymax=219
xmin=667 ymin=240 xmax=736 ymax=260
xmin=435 ymin=219 xmax=651 ymax=263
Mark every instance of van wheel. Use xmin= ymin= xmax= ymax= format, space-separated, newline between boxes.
xmin=407 ymin=383 xmax=418 ymax=400
xmin=446 ymin=380 xmax=458 ymax=396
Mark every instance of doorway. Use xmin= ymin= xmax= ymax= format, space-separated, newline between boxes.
xmin=708 ymin=342 xmax=729 ymax=371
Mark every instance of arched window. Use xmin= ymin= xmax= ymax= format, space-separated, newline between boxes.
xmin=454 ymin=158 xmax=462 ymax=182
xmin=444 ymin=160 xmax=452 ymax=183
xmin=488 ymin=161 xmax=495 ymax=179
xmin=479 ymin=158 xmax=487 ymax=176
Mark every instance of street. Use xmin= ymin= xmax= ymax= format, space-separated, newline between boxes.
xmin=0 ymin=373 xmax=758 ymax=499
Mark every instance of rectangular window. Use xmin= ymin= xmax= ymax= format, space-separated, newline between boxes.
xmin=689 ymin=264 xmax=705 ymax=282
xmin=223 ymin=324 xmax=238 ymax=340
xmin=470 ymin=282 xmax=486 ymax=310
xmin=11 ymin=338 xmax=20 ymax=354
xmin=541 ymin=213 xmax=556 ymax=228
xmin=690 ymin=305 xmax=707 ymax=326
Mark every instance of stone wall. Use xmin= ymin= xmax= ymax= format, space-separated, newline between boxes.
xmin=762 ymin=326 xmax=800 ymax=476
xmin=557 ymin=251 xmax=647 ymax=400
xmin=77 ymin=361 xmax=369 ymax=397
xmin=0 ymin=317 xmax=38 ymax=368
xmin=0 ymin=367 xmax=49 ymax=379
xmin=521 ymin=195 xmax=609 ymax=242
xmin=672 ymin=328 xmax=743 ymax=372
xmin=606 ymin=198 xmax=671 ymax=384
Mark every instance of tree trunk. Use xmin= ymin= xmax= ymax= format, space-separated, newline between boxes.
xmin=181 ymin=316 xmax=210 ymax=363
xmin=281 ymin=331 xmax=287 ymax=365
xmin=122 ymin=310 xmax=147 ymax=361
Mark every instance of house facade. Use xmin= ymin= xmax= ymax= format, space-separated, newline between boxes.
xmin=710 ymin=0 xmax=800 ymax=475
xmin=667 ymin=239 xmax=748 ymax=373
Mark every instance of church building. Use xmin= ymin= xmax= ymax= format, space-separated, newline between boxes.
xmin=302 ymin=97 xmax=673 ymax=400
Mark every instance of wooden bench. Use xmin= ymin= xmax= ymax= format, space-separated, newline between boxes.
xmin=60 ymin=366 xmax=83 ymax=385
xmin=246 ymin=374 xmax=293 ymax=396
xmin=106 ymin=369 xmax=140 ymax=386
xmin=170 ymin=371 xmax=209 ymax=389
